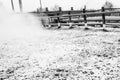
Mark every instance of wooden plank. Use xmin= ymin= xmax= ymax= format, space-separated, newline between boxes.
xmin=43 ymin=9 xmax=98 ymax=14
xmin=50 ymin=16 xmax=120 ymax=19
xmin=42 ymin=7 xmax=120 ymax=13
xmin=49 ymin=11 xmax=120 ymax=18
xmin=53 ymin=17 xmax=120 ymax=23
xmin=42 ymin=9 xmax=101 ymax=16
xmin=41 ymin=7 xmax=120 ymax=17
xmin=44 ymin=22 xmax=120 ymax=29
xmin=48 ymin=22 xmax=120 ymax=26
xmin=49 ymin=22 xmax=102 ymax=25
xmin=106 ymin=23 xmax=120 ymax=25
xmin=49 ymin=16 xmax=120 ymax=23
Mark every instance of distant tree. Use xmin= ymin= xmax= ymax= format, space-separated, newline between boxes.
xmin=103 ymin=1 xmax=113 ymax=8
xmin=52 ymin=4 xmax=60 ymax=11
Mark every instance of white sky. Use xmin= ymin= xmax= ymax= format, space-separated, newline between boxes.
xmin=1 ymin=0 xmax=120 ymax=12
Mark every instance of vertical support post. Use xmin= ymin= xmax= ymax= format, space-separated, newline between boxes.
xmin=19 ymin=0 xmax=23 ymax=12
xmin=45 ymin=7 xmax=49 ymax=12
xmin=68 ymin=11 xmax=73 ymax=28
xmin=59 ymin=7 xmax=62 ymax=11
xmin=101 ymin=7 xmax=106 ymax=28
xmin=70 ymin=7 xmax=73 ymax=24
xmin=48 ymin=18 xmax=51 ymax=28
xmin=71 ymin=7 xmax=73 ymax=11
xmin=83 ymin=8 xmax=87 ymax=27
xmin=57 ymin=19 xmax=60 ymax=28
xmin=57 ymin=16 xmax=60 ymax=23
xmin=37 ymin=8 xmax=39 ymax=13
xmin=56 ymin=12 xmax=60 ymax=23
xmin=58 ymin=7 xmax=62 ymax=15
xmin=57 ymin=17 xmax=61 ymax=29
xmin=57 ymin=13 xmax=61 ymax=28
xmin=11 ymin=0 xmax=14 ymax=11
xmin=56 ymin=7 xmax=61 ymax=28
xmin=68 ymin=11 xmax=71 ymax=22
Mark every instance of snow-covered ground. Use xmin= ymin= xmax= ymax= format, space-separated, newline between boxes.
xmin=1 ymin=11 xmax=120 ymax=80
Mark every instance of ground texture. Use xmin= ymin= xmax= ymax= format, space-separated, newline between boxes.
xmin=1 ymin=13 xmax=120 ymax=80
xmin=1 ymin=28 xmax=120 ymax=80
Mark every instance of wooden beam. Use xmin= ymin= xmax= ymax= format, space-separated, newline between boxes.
xmin=49 ymin=10 xmax=120 ymax=18
xmin=48 ymin=22 xmax=120 ymax=26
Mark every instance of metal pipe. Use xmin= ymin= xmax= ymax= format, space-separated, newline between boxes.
xmin=11 ymin=0 xmax=14 ymax=11
xmin=39 ymin=0 xmax=42 ymax=9
xmin=19 ymin=0 xmax=23 ymax=12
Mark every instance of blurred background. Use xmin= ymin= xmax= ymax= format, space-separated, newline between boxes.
xmin=1 ymin=0 xmax=120 ymax=13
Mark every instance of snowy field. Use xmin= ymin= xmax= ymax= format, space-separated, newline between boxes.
xmin=1 ymin=12 xmax=120 ymax=80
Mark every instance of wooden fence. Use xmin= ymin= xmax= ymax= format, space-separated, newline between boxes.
xmin=42 ymin=7 xmax=120 ymax=16
xmin=40 ymin=7 xmax=120 ymax=29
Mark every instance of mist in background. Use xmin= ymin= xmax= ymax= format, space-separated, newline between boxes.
xmin=1 ymin=0 xmax=120 ymax=12
xmin=0 ymin=1 xmax=50 ymax=40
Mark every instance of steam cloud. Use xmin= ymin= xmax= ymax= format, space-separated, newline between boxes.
xmin=0 ymin=2 xmax=49 ymax=40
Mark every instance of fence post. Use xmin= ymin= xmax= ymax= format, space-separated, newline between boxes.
xmin=59 ymin=7 xmax=62 ymax=11
xmin=48 ymin=17 xmax=51 ymax=28
xmin=45 ymin=7 xmax=49 ymax=11
xmin=101 ymin=7 xmax=106 ymax=28
xmin=68 ymin=11 xmax=71 ymax=22
xmin=57 ymin=13 xmax=60 ymax=23
xmin=57 ymin=18 xmax=61 ymax=29
xmin=68 ymin=11 xmax=73 ymax=28
xmin=71 ymin=7 xmax=73 ymax=11
xmin=83 ymin=8 xmax=87 ymax=27
xmin=57 ymin=12 xmax=61 ymax=28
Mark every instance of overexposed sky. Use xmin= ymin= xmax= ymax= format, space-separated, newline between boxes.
xmin=1 ymin=0 xmax=120 ymax=12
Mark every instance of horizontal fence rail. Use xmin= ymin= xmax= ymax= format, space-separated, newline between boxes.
xmin=39 ymin=7 xmax=120 ymax=29
xmin=40 ymin=7 xmax=120 ymax=16
xmin=48 ymin=11 xmax=120 ymax=18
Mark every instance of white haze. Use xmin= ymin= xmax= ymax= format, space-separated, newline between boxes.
xmin=0 ymin=2 xmax=51 ymax=41
xmin=2 ymin=0 xmax=120 ymax=12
